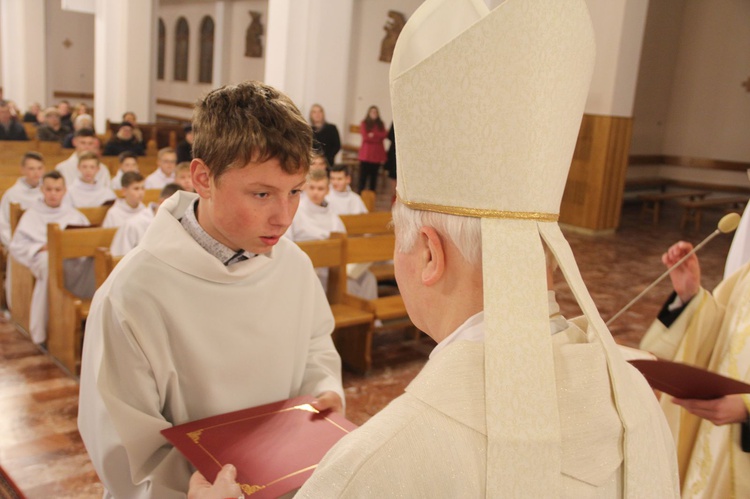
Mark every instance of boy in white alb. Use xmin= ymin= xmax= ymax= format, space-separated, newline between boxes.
xmin=325 ymin=164 xmax=368 ymax=216
xmin=102 ymin=172 xmax=146 ymax=228
xmin=55 ymin=128 xmax=111 ymax=188
xmin=109 ymin=183 xmax=181 ymax=256
xmin=66 ymin=151 xmax=117 ymax=208
xmin=9 ymin=171 xmax=92 ymax=344
xmin=110 ymin=151 xmax=140 ymax=190
xmin=0 ymin=152 xmax=45 ymax=248
xmin=144 ymin=147 xmax=177 ymax=189
xmin=174 ymin=162 xmax=194 ymax=192
xmin=286 ymin=169 xmax=377 ymax=300
xmin=79 ymin=81 xmax=343 ymax=498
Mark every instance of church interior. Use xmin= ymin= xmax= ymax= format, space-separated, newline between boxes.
xmin=0 ymin=0 xmax=749 ymax=496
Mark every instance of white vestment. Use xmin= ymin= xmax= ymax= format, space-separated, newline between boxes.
xmin=299 ymin=314 xmax=679 ymax=498
xmin=0 ymin=178 xmax=42 ymax=247
xmin=8 ymin=200 xmax=91 ymax=343
xmin=325 ymin=188 xmax=369 ymax=216
xmin=725 ymin=202 xmax=750 ymax=279
xmin=285 ymin=196 xmax=377 ymax=300
xmin=66 ymin=179 xmax=117 ymax=208
xmin=78 ymin=191 xmax=344 ymax=499
xmin=109 ymin=204 xmax=156 ymax=256
xmin=641 ymin=262 xmax=750 ymax=498
xmin=55 ymin=152 xmax=111 ymax=188
xmin=101 ymin=198 xmax=145 ymax=229
xmin=144 ymin=168 xmax=175 ymax=190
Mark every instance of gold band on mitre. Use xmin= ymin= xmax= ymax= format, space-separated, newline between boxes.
xmin=398 ymin=194 xmax=559 ymax=222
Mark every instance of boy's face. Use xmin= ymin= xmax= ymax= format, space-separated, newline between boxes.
xmin=117 ymin=126 xmax=134 ymax=140
xmin=159 ymin=153 xmax=178 ymax=176
xmin=78 ymin=159 xmax=99 ymax=184
xmin=74 ymin=136 xmax=98 ymax=154
xmin=121 ymin=158 xmax=139 ymax=173
xmin=329 ymin=171 xmax=349 ymax=193
xmin=123 ymin=180 xmax=145 ymax=207
xmin=42 ymin=178 xmax=66 ymax=208
xmin=175 ymin=170 xmax=193 ymax=191
xmin=21 ymin=158 xmax=45 ymax=187
xmin=305 ymin=179 xmax=329 ymax=206
xmin=194 ymin=157 xmax=305 ymax=254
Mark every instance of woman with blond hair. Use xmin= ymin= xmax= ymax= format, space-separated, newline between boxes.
xmin=309 ymin=104 xmax=340 ymax=170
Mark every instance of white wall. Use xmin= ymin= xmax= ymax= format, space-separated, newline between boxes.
xmin=345 ymin=0 xmax=422 ymax=145
xmin=46 ymin=0 xmax=95 ymax=108
xmin=226 ymin=0 xmax=266 ymax=86
xmin=661 ymin=0 xmax=750 ymax=162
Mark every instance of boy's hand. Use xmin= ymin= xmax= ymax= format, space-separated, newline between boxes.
xmin=311 ymin=391 xmax=343 ymax=413
xmin=188 ymin=464 xmax=243 ymax=499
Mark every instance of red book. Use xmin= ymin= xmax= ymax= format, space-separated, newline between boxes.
xmin=161 ymin=395 xmax=357 ymax=498
xmin=629 ymin=359 xmax=750 ymax=400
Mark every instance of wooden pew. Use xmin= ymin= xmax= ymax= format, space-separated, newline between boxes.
xmin=115 ymin=188 xmax=161 ymax=205
xmin=93 ymin=247 xmax=121 ymax=288
xmin=47 ymin=223 xmax=117 ymax=375
xmin=360 ymin=190 xmax=376 ymax=212
xmin=333 ymin=231 xmax=411 ymax=332
xmin=8 ymin=204 xmax=33 ymax=333
xmin=339 ymin=212 xmax=395 ymax=282
xmin=78 ymin=205 xmax=111 ymax=227
xmin=296 ymin=238 xmax=375 ymax=373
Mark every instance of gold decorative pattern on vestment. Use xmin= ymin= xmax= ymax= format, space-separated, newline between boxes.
xmin=398 ymin=195 xmax=558 ymax=222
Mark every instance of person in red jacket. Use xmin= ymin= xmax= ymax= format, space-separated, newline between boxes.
xmin=357 ymin=105 xmax=388 ymax=192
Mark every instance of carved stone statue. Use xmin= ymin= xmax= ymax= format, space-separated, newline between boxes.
xmin=379 ymin=11 xmax=406 ymax=63
xmin=245 ymin=11 xmax=264 ymax=58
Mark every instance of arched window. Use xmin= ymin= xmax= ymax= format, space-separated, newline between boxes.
xmin=174 ymin=17 xmax=189 ymax=82
xmin=157 ymin=18 xmax=166 ymax=80
xmin=198 ymin=16 xmax=214 ymax=84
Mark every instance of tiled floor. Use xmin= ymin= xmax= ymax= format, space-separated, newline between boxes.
xmin=0 ymin=192 xmax=736 ymax=497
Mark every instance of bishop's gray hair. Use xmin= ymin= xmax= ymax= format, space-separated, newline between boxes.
xmin=391 ymin=200 xmax=482 ymax=266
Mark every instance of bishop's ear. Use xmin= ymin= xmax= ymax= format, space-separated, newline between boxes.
xmin=420 ymin=226 xmax=446 ymax=286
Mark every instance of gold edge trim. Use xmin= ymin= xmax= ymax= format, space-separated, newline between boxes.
xmin=183 ymin=404 xmax=316 ymax=437
xmin=397 ymin=195 xmax=558 ymax=222
xmin=323 ymin=416 xmax=353 ymax=434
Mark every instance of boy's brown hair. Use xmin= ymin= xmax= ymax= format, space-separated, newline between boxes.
xmin=306 ymin=168 xmax=328 ymax=183
xmin=192 ymin=81 xmax=312 ymax=182
xmin=78 ymin=151 xmax=99 ymax=166
xmin=21 ymin=151 xmax=44 ymax=166
xmin=121 ymin=171 xmax=145 ymax=188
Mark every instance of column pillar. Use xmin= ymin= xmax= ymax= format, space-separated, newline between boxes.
xmin=93 ymin=0 xmax=156 ymax=131
xmin=560 ymin=0 xmax=650 ymax=232
xmin=0 ymin=0 xmax=47 ymax=107
xmin=265 ymin=0 xmax=354 ymax=152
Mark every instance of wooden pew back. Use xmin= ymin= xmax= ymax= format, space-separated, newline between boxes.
xmin=339 ymin=211 xmax=393 ymax=236
xmin=47 ymin=223 xmax=118 ymax=375
xmin=93 ymin=247 xmax=122 ymax=288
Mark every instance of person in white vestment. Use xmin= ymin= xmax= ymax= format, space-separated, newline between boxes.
xmin=192 ymin=1 xmax=679 ymax=497
xmin=285 ymin=169 xmax=377 ymax=301
xmin=55 ymin=128 xmax=111 ymax=188
xmin=0 ymin=152 xmax=44 ymax=248
xmin=9 ymin=171 xmax=92 ymax=344
xmin=78 ymin=81 xmax=344 ymax=499
xmin=325 ymin=164 xmax=368 ymax=216
xmin=724 ymin=172 xmax=750 ymax=279
xmin=65 ymin=151 xmax=117 ymax=208
xmin=641 ymin=240 xmax=750 ymax=497
xmin=102 ymin=172 xmax=145 ymax=228
xmin=109 ymin=183 xmax=182 ymax=257
xmin=109 ymin=151 xmax=140 ymax=190
xmin=144 ymin=147 xmax=178 ymax=189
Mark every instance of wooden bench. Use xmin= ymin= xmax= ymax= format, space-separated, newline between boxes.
xmin=339 ymin=212 xmax=395 ymax=283
xmin=295 ymin=238 xmax=375 ymax=373
xmin=8 ymin=204 xmax=34 ymax=333
xmin=78 ymin=205 xmax=111 ymax=227
xmin=677 ymin=196 xmax=747 ymax=231
xmin=114 ymin=188 xmax=161 ymax=205
xmin=333 ymin=232 xmax=411 ymax=331
xmin=93 ymin=247 xmax=122 ymax=288
xmin=360 ymin=190 xmax=376 ymax=212
xmin=637 ymin=190 xmax=707 ymax=225
xmin=47 ymin=223 xmax=117 ymax=375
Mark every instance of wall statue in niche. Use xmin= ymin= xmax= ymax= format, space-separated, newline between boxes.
xmin=379 ymin=11 xmax=406 ymax=63
xmin=245 ymin=11 xmax=264 ymax=58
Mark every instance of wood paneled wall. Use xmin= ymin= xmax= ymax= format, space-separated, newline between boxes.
xmin=560 ymin=114 xmax=633 ymax=232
